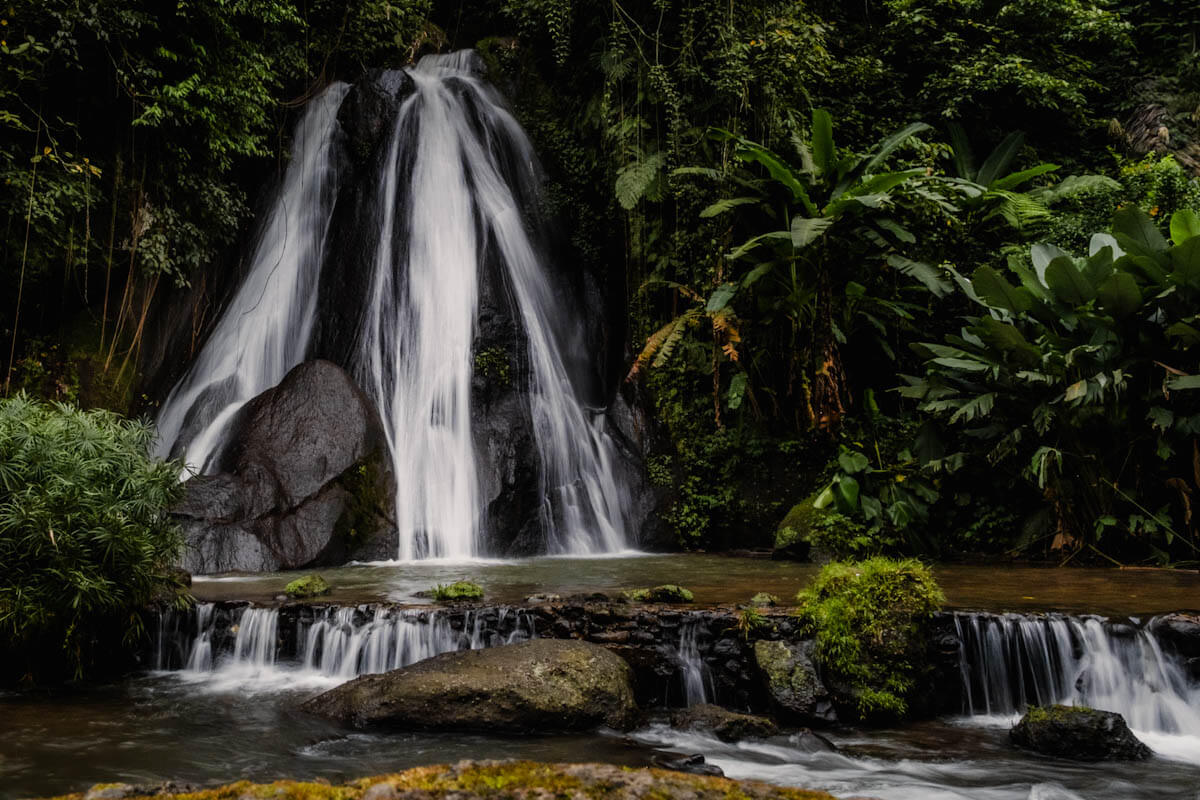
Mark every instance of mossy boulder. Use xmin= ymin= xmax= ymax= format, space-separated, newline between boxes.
xmin=284 ymin=574 xmax=331 ymax=598
xmin=1010 ymin=705 xmax=1151 ymax=761
xmin=753 ymin=639 xmax=837 ymax=725
xmin=670 ymin=703 xmax=780 ymax=742
xmin=300 ymin=639 xmax=639 ymax=732
xmin=430 ymin=580 xmax=484 ymax=602
xmin=623 ymin=585 xmax=694 ymax=604
xmin=45 ymin=760 xmax=842 ymax=800
xmin=772 ymin=497 xmax=834 ymax=562
xmin=750 ymin=592 xmax=780 ymax=607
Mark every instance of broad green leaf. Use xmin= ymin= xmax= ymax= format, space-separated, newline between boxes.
xmin=1064 ymin=380 xmax=1088 ymax=401
xmin=1097 ymin=271 xmax=1142 ymax=318
xmin=991 ymin=163 xmax=1059 ymax=191
xmin=932 ymin=357 xmax=990 ymax=372
xmin=1166 ymin=375 xmax=1200 ymax=391
xmin=1113 ymin=205 xmax=1168 ymax=257
xmin=947 ymin=122 xmax=976 ymax=180
xmin=838 ymin=449 xmax=870 ymax=474
xmin=1171 ymin=209 xmax=1200 ymax=245
xmin=1031 ymin=243 xmax=1069 ymax=284
xmin=862 ymin=122 xmax=932 ymax=176
xmin=790 ymin=215 xmax=833 ymax=249
xmin=740 ymin=262 xmax=774 ymax=288
xmin=976 ymin=131 xmax=1025 ymax=187
xmin=706 ymin=282 xmax=738 ymax=312
xmin=1045 ymin=256 xmax=1096 ymax=305
xmin=1170 ymin=237 xmax=1200 ymax=287
xmin=972 ymin=265 xmax=1033 ymax=312
xmin=726 ymin=230 xmax=791 ymax=260
xmin=699 ymin=197 xmax=758 ymax=218
xmin=877 ymin=218 xmax=916 ymax=244
xmin=1167 ymin=321 xmax=1200 ymax=347
xmin=949 ymin=392 xmax=996 ymax=424
xmin=1147 ymin=406 xmax=1174 ymax=431
xmin=888 ymin=255 xmax=951 ymax=297
xmin=833 ymin=475 xmax=860 ymax=513
xmin=814 ymin=485 xmax=834 ymax=509
xmin=714 ymin=128 xmax=818 ymax=216
xmin=812 ymin=108 xmax=834 ymax=174
xmin=1089 ymin=233 xmax=1124 ymax=259
xmin=726 ymin=372 xmax=748 ymax=411
xmin=978 ymin=317 xmax=1039 ymax=364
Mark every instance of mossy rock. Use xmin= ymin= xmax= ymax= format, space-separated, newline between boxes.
xmin=749 ymin=592 xmax=780 ymax=607
xmin=46 ymin=760 xmax=842 ymax=800
xmin=430 ymin=580 xmax=484 ymax=602
xmin=623 ymin=584 xmax=694 ymax=604
xmin=284 ymin=574 xmax=331 ymax=598
xmin=1011 ymin=705 xmax=1151 ymax=761
xmin=772 ymin=495 xmax=834 ymax=562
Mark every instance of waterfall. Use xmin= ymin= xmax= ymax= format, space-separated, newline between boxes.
xmin=356 ymin=51 xmax=630 ymax=559
xmin=953 ymin=612 xmax=1200 ymax=739
xmin=677 ymin=617 xmax=714 ymax=706
xmin=154 ymin=83 xmax=349 ymax=471
xmin=159 ymin=602 xmax=535 ymax=683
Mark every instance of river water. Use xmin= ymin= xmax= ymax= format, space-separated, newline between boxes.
xmin=3 ymin=556 xmax=1198 ymax=799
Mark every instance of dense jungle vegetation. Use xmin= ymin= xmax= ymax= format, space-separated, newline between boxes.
xmin=2 ymin=0 xmax=1199 ymax=575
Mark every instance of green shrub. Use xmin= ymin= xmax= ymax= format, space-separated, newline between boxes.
xmin=0 ymin=394 xmax=183 ymax=681
xmin=429 ymin=580 xmax=484 ymax=602
xmin=795 ymin=557 xmax=943 ymax=720
xmin=284 ymin=574 xmax=331 ymax=599
xmin=623 ymin=584 xmax=695 ymax=604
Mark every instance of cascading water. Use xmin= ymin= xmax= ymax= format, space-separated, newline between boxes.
xmin=157 ymin=602 xmax=535 ymax=684
xmin=953 ymin=611 xmax=1200 ymax=758
xmin=154 ymin=83 xmax=349 ymax=471
xmin=677 ymin=617 xmax=714 ymax=706
xmin=356 ymin=52 xmax=630 ymax=559
xmin=155 ymin=51 xmax=632 ymax=560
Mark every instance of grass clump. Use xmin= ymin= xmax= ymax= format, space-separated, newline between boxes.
xmin=623 ymin=584 xmax=695 ymax=603
xmin=0 ymin=394 xmax=183 ymax=682
xmin=284 ymin=574 xmax=332 ymax=598
xmin=795 ymin=557 xmax=943 ymax=720
xmin=430 ymin=580 xmax=484 ymax=602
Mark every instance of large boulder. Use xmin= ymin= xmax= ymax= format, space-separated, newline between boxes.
xmin=300 ymin=639 xmax=639 ymax=732
xmin=670 ymin=703 xmax=779 ymax=742
xmin=1010 ymin=705 xmax=1152 ymax=761
xmin=753 ymin=639 xmax=837 ymax=724
xmin=173 ymin=360 xmax=395 ymax=573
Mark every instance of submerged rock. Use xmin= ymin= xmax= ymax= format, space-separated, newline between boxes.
xmin=173 ymin=360 xmax=396 ymax=573
xmin=753 ymin=639 xmax=837 ymax=724
xmin=670 ymin=703 xmax=779 ymax=742
xmin=300 ymin=639 xmax=638 ymax=732
xmin=651 ymin=753 xmax=724 ymax=777
xmin=51 ymin=760 xmax=844 ymax=800
xmin=1010 ymin=705 xmax=1151 ymax=761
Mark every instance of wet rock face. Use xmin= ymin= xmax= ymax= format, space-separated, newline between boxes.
xmin=753 ymin=640 xmax=838 ymax=725
xmin=173 ymin=360 xmax=396 ymax=573
xmin=300 ymin=638 xmax=639 ymax=732
xmin=1010 ymin=705 xmax=1151 ymax=761
xmin=670 ymin=703 xmax=779 ymax=742
xmin=1150 ymin=613 xmax=1200 ymax=678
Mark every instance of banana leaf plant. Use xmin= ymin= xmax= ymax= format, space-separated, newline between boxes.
xmin=902 ymin=206 xmax=1200 ymax=562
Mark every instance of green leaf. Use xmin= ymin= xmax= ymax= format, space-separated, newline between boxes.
xmin=832 ymin=475 xmax=860 ymax=513
xmin=976 ymin=131 xmax=1025 ymax=187
xmin=1170 ymin=237 xmax=1200 ymax=287
xmin=1167 ymin=321 xmax=1200 ymax=347
xmin=1045 ymin=256 xmax=1096 ymax=305
xmin=991 ymin=163 xmax=1059 ymax=191
xmin=888 ymin=255 xmax=951 ymax=298
xmin=972 ymin=265 xmax=1033 ymax=312
xmin=699 ymin=197 xmax=758 ymax=218
xmin=727 ymin=230 xmax=791 ymax=260
xmin=706 ymin=282 xmax=738 ymax=312
xmin=932 ymin=357 xmax=990 ymax=372
xmin=813 ymin=485 xmax=834 ymax=509
xmin=876 ymin=218 xmax=916 ymax=244
xmin=1171 ymin=209 xmax=1200 ymax=245
xmin=862 ymin=122 xmax=932 ymax=176
xmin=740 ymin=262 xmax=774 ymax=288
xmin=1113 ymin=205 xmax=1168 ymax=258
xmin=838 ymin=449 xmax=870 ymax=474
xmin=790 ymin=216 xmax=833 ymax=249
xmin=1031 ymin=243 xmax=1069 ymax=284
xmin=978 ymin=317 xmax=1039 ymax=364
xmin=1096 ymin=271 xmax=1142 ymax=318
xmin=812 ymin=108 xmax=834 ymax=174
xmin=717 ymin=130 xmax=818 ymax=216
xmin=1166 ymin=375 xmax=1200 ymax=391
xmin=949 ymin=392 xmax=996 ymax=424
xmin=614 ymin=152 xmax=666 ymax=210
xmin=726 ymin=372 xmax=748 ymax=411
xmin=947 ymin=122 xmax=976 ymax=181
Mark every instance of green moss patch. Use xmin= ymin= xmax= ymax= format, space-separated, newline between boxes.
xmin=795 ymin=557 xmax=943 ymax=720
xmin=623 ymin=584 xmax=695 ymax=603
xmin=430 ymin=580 xmax=484 ymax=602
xmin=284 ymin=575 xmax=331 ymax=599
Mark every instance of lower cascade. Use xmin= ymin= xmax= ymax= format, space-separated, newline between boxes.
xmin=155 ymin=603 xmax=536 ymax=681
xmin=953 ymin=612 xmax=1200 ymax=740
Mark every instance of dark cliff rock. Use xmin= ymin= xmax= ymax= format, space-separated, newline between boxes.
xmin=173 ymin=360 xmax=395 ymax=573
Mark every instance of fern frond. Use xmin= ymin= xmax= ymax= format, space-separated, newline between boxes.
xmin=626 ymin=308 xmax=702 ymax=380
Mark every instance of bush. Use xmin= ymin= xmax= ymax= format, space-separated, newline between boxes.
xmin=0 ymin=394 xmax=183 ymax=682
xmin=795 ymin=557 xmax=943 ymax=720
xmin=429 ymin=581 xmax=484 ymax=602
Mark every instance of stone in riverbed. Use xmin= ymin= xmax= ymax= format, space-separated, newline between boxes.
xmin=670 ymin=703 xmax=779 ymax=742
xmin=300 ymin=639 xmax=638 ymax=732
xmin=753 ymin=639 xmax=837 ymax=724
xmin=1010 ymin=705 xmax=1151 ymax=761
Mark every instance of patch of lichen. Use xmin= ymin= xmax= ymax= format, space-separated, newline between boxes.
xmin=44 ymin=762 xmax=841 ymax=800
xmin=473 ymin=347 xmax=511 ymax=387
